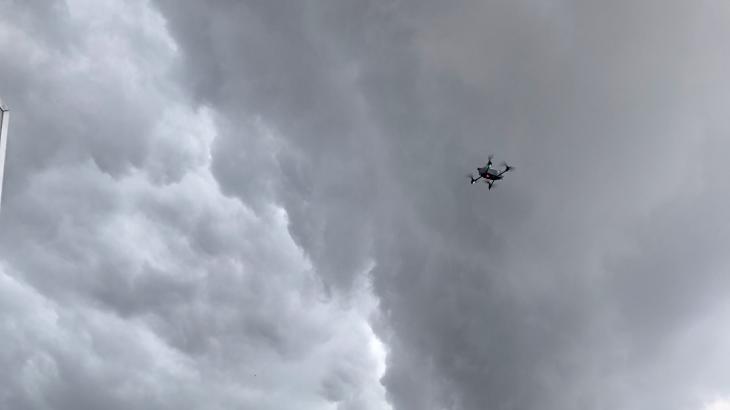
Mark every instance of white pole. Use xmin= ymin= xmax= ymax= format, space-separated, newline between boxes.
xmin=0 ymin=97 xmax=9 ymax=209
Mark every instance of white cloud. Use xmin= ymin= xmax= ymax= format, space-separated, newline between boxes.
xmin=705 ymin=399 xmax=730 ymax=410
xmin=0 ymin=1 xmax=390 ymax=409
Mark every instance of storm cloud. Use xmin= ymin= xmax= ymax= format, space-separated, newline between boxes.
xmin=1 ymin=1 xmax=387 ymax=409
xmin=2 ymin=0 xmax=730 ymax=409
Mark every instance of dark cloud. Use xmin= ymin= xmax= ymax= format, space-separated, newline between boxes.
xmin=3 ymin=0 xmax=730 ymax=409
xmin=151 ymin=0 xmax=730 ymax=409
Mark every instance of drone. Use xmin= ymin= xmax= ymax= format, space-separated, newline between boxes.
xmin=469 ymin=155 xmax=513 ymax=190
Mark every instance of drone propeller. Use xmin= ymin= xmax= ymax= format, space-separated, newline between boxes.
xmin=501 ymin=162 xmax=514 ymax=171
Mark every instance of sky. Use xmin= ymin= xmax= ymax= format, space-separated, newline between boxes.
xmin=1 ymin=1 xmax=730 ymax=409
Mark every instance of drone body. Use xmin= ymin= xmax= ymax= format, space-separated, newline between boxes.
xmin=469 ymin=155 xmax=512 ymax=190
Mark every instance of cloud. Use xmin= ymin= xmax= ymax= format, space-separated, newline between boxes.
xmin=706 ymin=399 xmax=730 ymax=410
xmin=0 ymin=1 xmax=388 ymax=409
xmin=150 ymin=0 xmax=730 ymax=409
xmin=4 ymin=0 xmax=730 ymax=409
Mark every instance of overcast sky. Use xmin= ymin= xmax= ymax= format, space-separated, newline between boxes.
xmin=2 ymin=1 xmax=730 ymax=409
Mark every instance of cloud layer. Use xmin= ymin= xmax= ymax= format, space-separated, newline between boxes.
xmin=152 ymin=0 xmax=730 ymax=409
xmin=1 ymin=1 xmax=387 ymax=409
xmin=3 ymin=1 xmax=730 ymax=409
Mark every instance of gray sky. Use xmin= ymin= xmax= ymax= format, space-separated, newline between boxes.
xmin=2 ymin=1 xmax=730 ymax=409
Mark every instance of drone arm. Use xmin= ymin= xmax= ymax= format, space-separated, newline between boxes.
xmin=496 ymin=164 xmax=513 ymax=176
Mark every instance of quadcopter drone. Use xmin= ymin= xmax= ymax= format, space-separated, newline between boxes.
xmin=469 ymin=155 xmax=513 ymax=190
